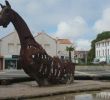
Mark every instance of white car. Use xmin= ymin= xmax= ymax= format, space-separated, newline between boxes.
xmin=92 ymin=58 xmax=106 ymax=64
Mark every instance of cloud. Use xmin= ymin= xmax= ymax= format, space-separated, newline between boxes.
xmin=26 ymin=1 xmax=42 ymax=15
xmin=25 ymin=0 xmax=62 ymax=15
xmin=94 ymin=8 xmax=110 ymax=33
xmin=53 ymin=16 xmax=89 ymax=40
xmin=1 ymin=0 xmax=109 ymax=51
xmin=52 ymin=16 xmax=91 ymax=50
xmin=76 ymin=39 xmax=91 ymax=50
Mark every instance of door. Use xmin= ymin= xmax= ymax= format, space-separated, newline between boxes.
xmin=0 ymin=58 xmax=3 ymax=70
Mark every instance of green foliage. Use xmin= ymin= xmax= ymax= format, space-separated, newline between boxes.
xmin=66 ymin=46 xmax=75 ymax=62
xmin=66 ymin=46 xmax=75 ymax=52
xmin=87 ymin=31 xmax=110 ymax=63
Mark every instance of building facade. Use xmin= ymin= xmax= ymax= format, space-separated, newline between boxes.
xmin=0 ymin=32 xmax=20 ymax=70
xmin=0 ymin=32 xmax=75 ymax=70
xmin=57 ymin=39 xmax=74 ymax=62
xmin=74 ymin=51 xmax=88 ymax=64
xmin=95 ymin=39 xmax=110 ymax=64
xmin=34 ymin=32 xmax=57 ymax=57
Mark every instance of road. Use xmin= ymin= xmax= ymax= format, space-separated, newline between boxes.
xmin=0 ymin=68 xmax=110 ymax=78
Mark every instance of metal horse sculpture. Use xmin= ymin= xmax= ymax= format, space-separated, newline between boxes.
xmin=0 ymin=1 xmax=75 ymax=86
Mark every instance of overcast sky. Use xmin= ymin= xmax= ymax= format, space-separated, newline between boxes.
xmin=1 ymin=0 xmax=110 ymax=50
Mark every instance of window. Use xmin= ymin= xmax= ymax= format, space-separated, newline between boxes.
xmin=108 ymin=49 xmax=109 ymax=55
xmin=8 ymin=43 xmax=14 ymax=53
xmin=96 ymin=44 xmax=98 ymax=47
xmin=105 ymin=42 xmax=108 ymax=46
xmin=97 ymin=51 xmax=98 ymax=57
xmin=103 ymin=50 xmax=104 ymax=56
xmin=102 ymin=42 xmax=104 ymax=46
xmin=58 ymin=51 xmax=61 ymax=54
xmin=97 ymin=44 xmax=98 ymax=47
xmin=99 ymin=43 xmax=100 ymax=47
xmin=107 ymin=41 xmax=109 ymax=46
xmin=5 ymin=59 xmax=17 ymax=69
xmin=65 ymin=56 xmax=69 ymax=61
xmin=99 ymin=50 xmax=100 ymax=56
xmin=97 ymin=43 xmax=100 ymax=47
xmin=105 ymin=49 xmax=106 ymax=56
xmin=44 ymin=44 xmax=50 ymax=49
xmin=61 ymin=56 xmax=64 ymax=60
xmin=44 ymin=44 xmax=50 ymax=46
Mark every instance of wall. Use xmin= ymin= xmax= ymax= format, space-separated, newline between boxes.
xmin=57 ymin=43 xmax=74 ymax=61
xmin=0 ymin=32 xmax=20 ymax=57
xmin=95 ymin=40 xmax=110 ymax=63
xmin=35 ymin=33 xmax=57 ymax=57
xmin=76 ymin=65 xmax=110 ymax=71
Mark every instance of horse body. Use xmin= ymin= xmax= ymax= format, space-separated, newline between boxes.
xmin=0 ymin=1 xmax=75 ymax=86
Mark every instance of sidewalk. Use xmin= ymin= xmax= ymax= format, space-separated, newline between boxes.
xmin=1 ymin=69 xmax=110 ymax=77
xmin=0 ymin=70 xmax=110 ymax=85
xmin=0 ymin=80 xmax=110 ymax=100
xmin=1 ymin=70 xmax=110 ymax=99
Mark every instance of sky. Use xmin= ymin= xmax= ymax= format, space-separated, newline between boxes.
xmin=1 ymin=0 xmax=110 ymax=50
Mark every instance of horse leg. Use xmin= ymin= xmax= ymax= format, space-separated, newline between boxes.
xmin=65 ymin=73 xmax=74 ymax=84
xmin=35 ymin=78 xmax=50 ymax=86
xmin=69 ymin=73 xmax=74 ymax=83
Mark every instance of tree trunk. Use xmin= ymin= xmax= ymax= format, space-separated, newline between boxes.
xmin=69 ymin=51 xmax=72 ymax=62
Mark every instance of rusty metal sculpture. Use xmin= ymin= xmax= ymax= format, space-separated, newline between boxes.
xmin=0 ymin=1 xmax=75 ymax=86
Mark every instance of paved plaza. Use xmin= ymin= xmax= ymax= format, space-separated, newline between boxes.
xmin=1 ymin=67 xmax=110 ymax=79
xmin=0 ymin=80 xmax=110 ymax=100
xmin=0 ymin=66 xmax=110 ymax=99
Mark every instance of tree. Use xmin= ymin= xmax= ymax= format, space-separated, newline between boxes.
xmin=66 ymin=46 xmax=75 ymax=62
xmin=87 ymin=31 xmax=110 ymax=63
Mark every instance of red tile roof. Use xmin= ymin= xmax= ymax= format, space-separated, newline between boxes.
xmin=34 ymin=32 xmax=73 ymax=44
xmin=57 ymin=39 xmax=72 ymax=44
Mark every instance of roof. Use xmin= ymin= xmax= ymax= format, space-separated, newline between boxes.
xmin=96 ymin=38 xmax=110 ymax=44
xmin=0 ymin=32 xmax=15 ymax=40
xmin=0 ymin=31 xmax=73 ymax=45
xmin=34 ymin=32 xmax=56 ymax=41
xmin=75 ymin=51 xmax=88 ymax=54
xmin=57 ymin=39 xmax=72 ymax=44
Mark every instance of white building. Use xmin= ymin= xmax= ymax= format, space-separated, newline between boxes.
xmin=57 ymin=39 xmax=74 ymax=62
xmin=35 ymin=32 xmax=75 ymax=61
xmin=0 ymin=32 xmax=75 ymax=70
xmin=0 ymin=32 xmax=20 ymax=56
xmin=95 ymin=38 xmax=110 ymax=64
xmin=0 ymin=32 xmax=20 ymax=70
xmin=34 ymin=32 xmax=57 ymax=57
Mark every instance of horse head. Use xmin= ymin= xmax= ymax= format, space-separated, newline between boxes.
xmin=0 ymin=1 xmax=11 ymax=28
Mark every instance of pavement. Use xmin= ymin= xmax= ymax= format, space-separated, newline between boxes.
xmin=0 ymin=69 xmax=110 ymax=80
xmin=1 ymin=69 xmax=110 ymax=78
xmin=0 ymin=69 xmax=110 ymax=99
xmin=1 ymin=69 xmax=110 ymax=77
xmin=0 ymin=70 xmax=31 ymax=85
xmin=77 ymin=70 xmax=110 ymax=75
xmin=0 ymin=70 xmax=28 ymax=78
xmin=0 ymin=80 xmax=110 ymax=100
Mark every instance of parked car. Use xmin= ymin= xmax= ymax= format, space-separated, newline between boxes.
xmin=92 ymin=58 xmax=106 ymax=64
xmin=92 ymin=58 xmax=107 ymax=64
xmin=91 ymin=58 xmax=100 ymax=64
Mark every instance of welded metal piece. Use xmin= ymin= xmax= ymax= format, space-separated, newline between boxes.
xmin=0 ymin=1 xmax=75 ymax=86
